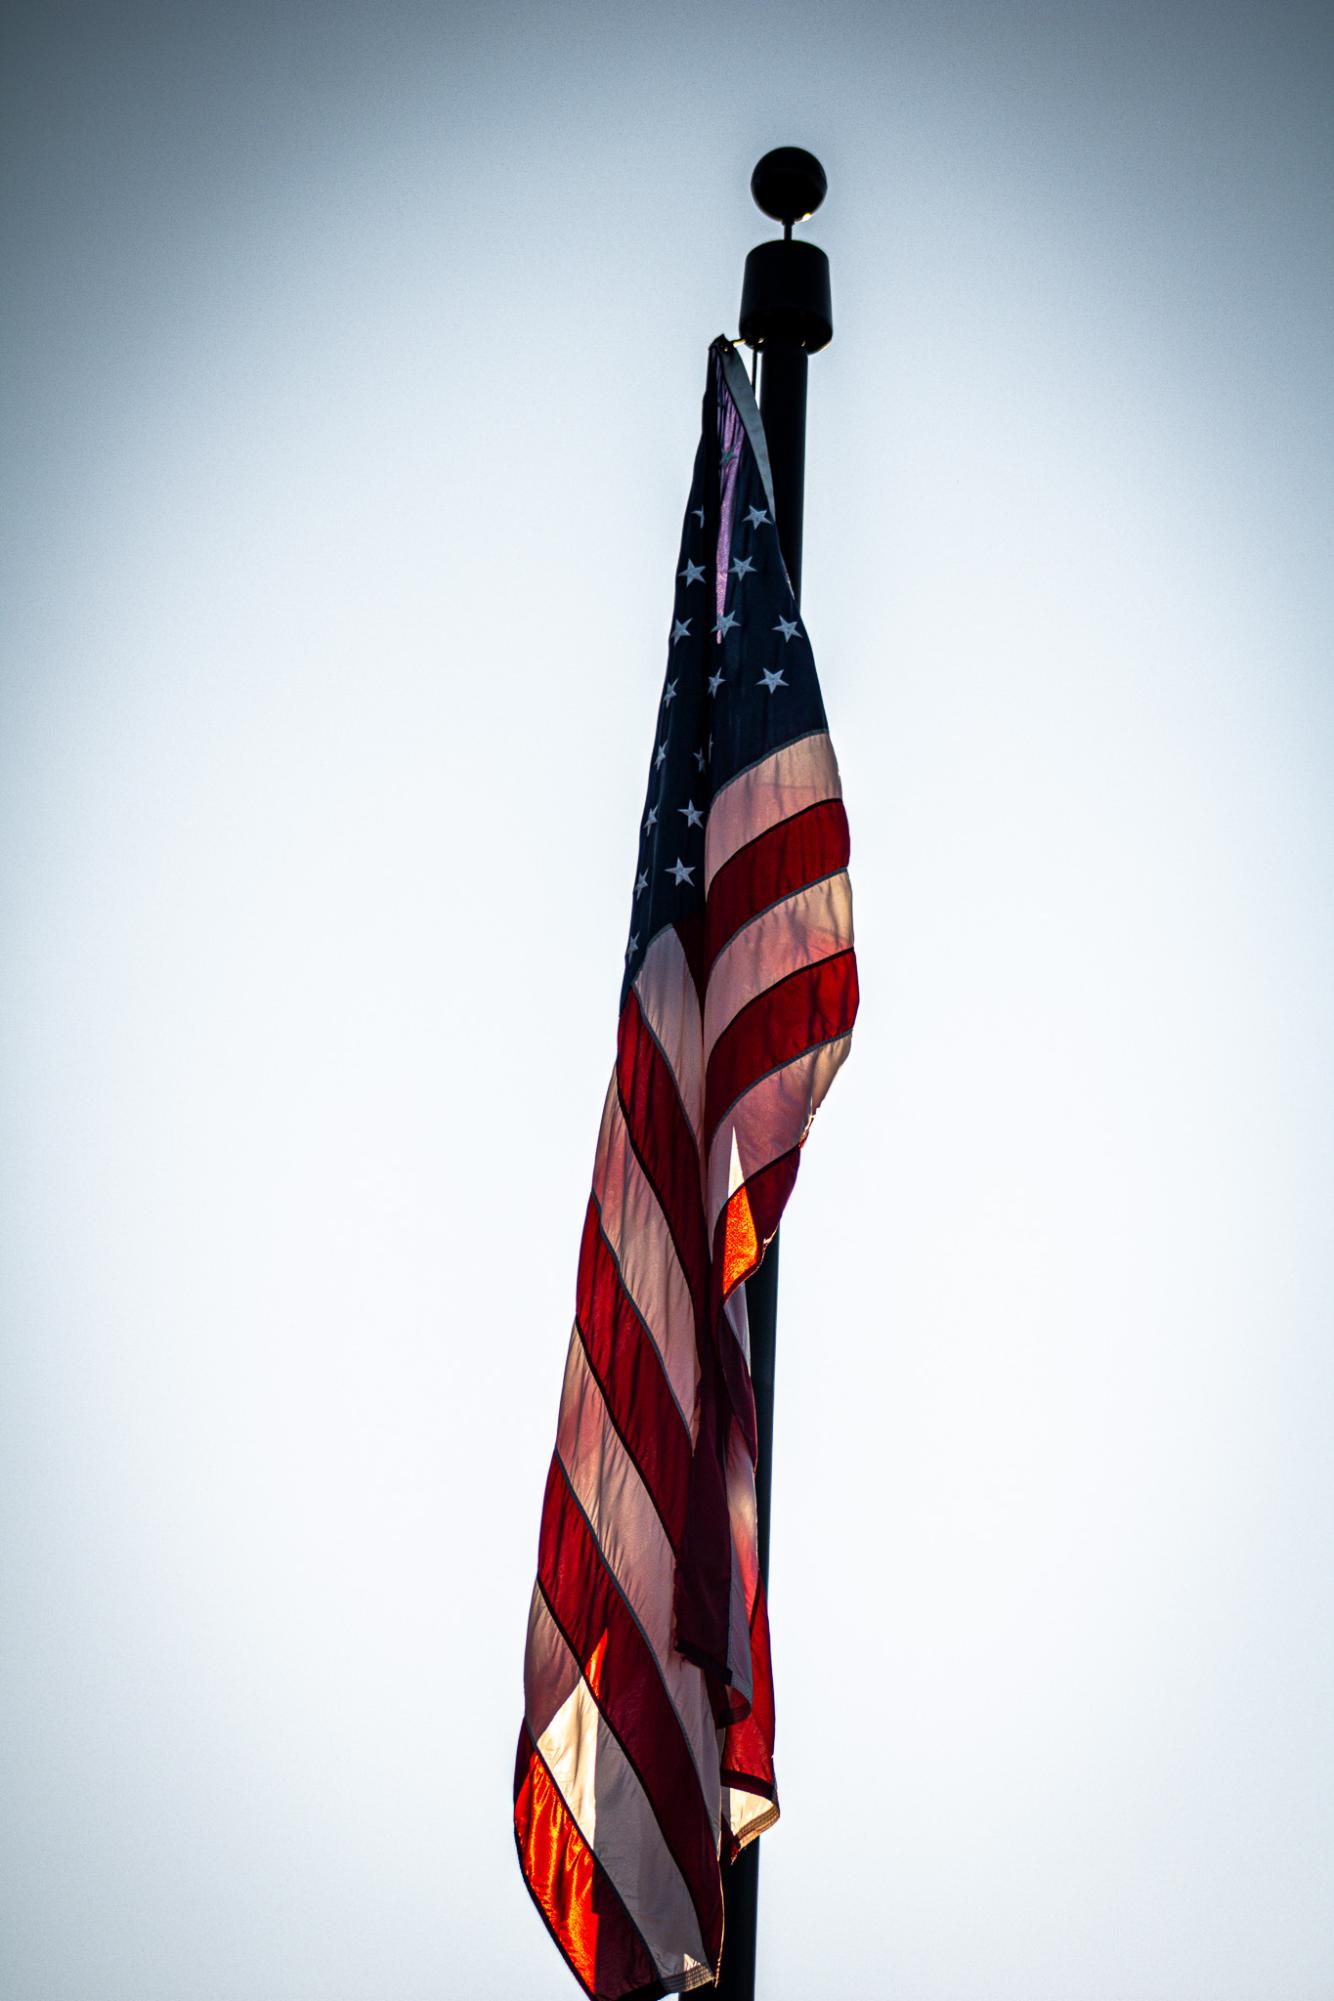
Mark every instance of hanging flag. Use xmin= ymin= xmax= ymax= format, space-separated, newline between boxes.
xmin=514 ymin=337 xmax=858 ymax=1999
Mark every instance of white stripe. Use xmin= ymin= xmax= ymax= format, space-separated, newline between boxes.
xmin=592 ymin=1075 xmax=699 ymax=1434
xmin=527 ymin=1593 xmax=713 ymax=1989
xmin=724 ymin=1418 xmax=757 ymax=1702
xmin=635 ymin=926 xmax=704 ymax=1143
xmin=723 ymin=1279 xmax=750 ymax=1368
xmin=723 ymin=1784 xmax=779 ymax=1854
xmin=555 ymin=1334 xmax=721 ymax=1817
xmin=718 ymin=1279 xmax=757 ymax=1699
xmin=703 ymin=872 xmax=853 ymax=1060
xmin=706 ymin=1035 xmax=854 ymax=1234
xmin=522 ymin=1576 xmax=580 ymax=1740
xmin=705 ymin=731 xmax=842 ymax=889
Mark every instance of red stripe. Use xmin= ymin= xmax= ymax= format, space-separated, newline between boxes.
xmin=514 ymin=1723 xmax=664 ymax=2001
xmin=673 ymin=908 xmax=708 ymax=1002
xmin=705 ymin=950 xmax=859 ymax=1144
xmin=701 ymin=1148 xmax=802 ymax=1478
xmin=671 ymin=1371 xmax=734 ymax=1694
xmin=575 ymin=1198 xmax=692 ymax=1551
xmin=616 ymin=990 xmax=710 ymax=1320
xmin=719 ymin=1582 xmax=778 ymax=1864
xmin=537 ymin=1458 xmax=724 ymax=1965
xmin=713 ymin=1147 xmax=801 ymax=1315
xmin=706 ymin=798 xmax=850 ymax=970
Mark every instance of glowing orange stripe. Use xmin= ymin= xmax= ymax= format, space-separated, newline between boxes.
xmin=721 ymin=1181 xmax=759 ymax=1298
xmin=514 ymin=1729 xmax=659 ymax=1999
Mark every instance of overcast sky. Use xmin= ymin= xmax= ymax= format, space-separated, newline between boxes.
xmin=3 ymin=3 xmax=1332 ymax=1997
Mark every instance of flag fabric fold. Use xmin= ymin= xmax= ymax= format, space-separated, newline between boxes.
xmin=515 ymin=337 xmax=858 ymax=1998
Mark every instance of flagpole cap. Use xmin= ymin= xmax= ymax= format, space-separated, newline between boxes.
xmin=750 ymin=148 xmax=827 ymax=227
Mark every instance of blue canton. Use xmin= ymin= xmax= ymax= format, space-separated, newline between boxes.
xmin=622 ymin=340 xmax=828 ymax=1003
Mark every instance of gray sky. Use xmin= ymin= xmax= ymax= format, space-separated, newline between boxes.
xmin=3 ymin=2 xmax=1332 ymax=1996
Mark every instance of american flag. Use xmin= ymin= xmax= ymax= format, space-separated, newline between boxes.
xmin=515 ymin=337 xmax=858 ymax=1998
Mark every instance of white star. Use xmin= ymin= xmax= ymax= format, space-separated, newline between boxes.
xmin=707 ymin=669 xmax=725 ymax=696
xmin=645 ymin=803 xmax=658 ymax=830
xmin=746 ymin=505 xmax=770 ymax=530
xmin=693 ymin=746 xmax=706 ymax=771
xmin=626 ymin=932 xmax=639 ymax=957
xmin=692 ymin=507 xmax=705 ymax=527
xmin=663 ymin=678 xmax=678 ymax=706
xmin=671 ymin=617 xmax=691 ymax=644
xmin=730 ymin=554 xmax=755 ymax=578
xmin=715 ymin=610 xmax=739 ymax=637
xmin=774 ymin=615 xmax=799 ymax=641
xmin=680 ymin=559 xmax=705 ymax=586
xmin=759 ymin=667 xmax=787 ymax=694
xmin=635 ymin=869 xmax=648 ymax=897
xmin=654 ymin=741 xmax=668 ymax=769
xmin=667 ymin=858 xmax=695 ymax=886
xmin=679 ymin=799 xmax=703 ymax=828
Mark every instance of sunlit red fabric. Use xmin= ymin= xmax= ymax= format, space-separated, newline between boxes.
xmin=515 ymin=339 xmax=857 ymax=1997
xmin=720 ymin=1180 xmax=760 ymax=1300
xmin=515 ymin=1724 xmax=660 ymax=1998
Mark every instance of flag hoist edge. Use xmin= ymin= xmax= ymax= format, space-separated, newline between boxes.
xmin=515 ymin=338 xmax=858 ymax=1999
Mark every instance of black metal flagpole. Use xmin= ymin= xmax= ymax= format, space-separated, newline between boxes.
xmin=713 ymin=146 xmax=833 ymax=2001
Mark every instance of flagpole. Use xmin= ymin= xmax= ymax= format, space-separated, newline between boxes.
xmin=714 ymin=146 xmax=833 ymax=2001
